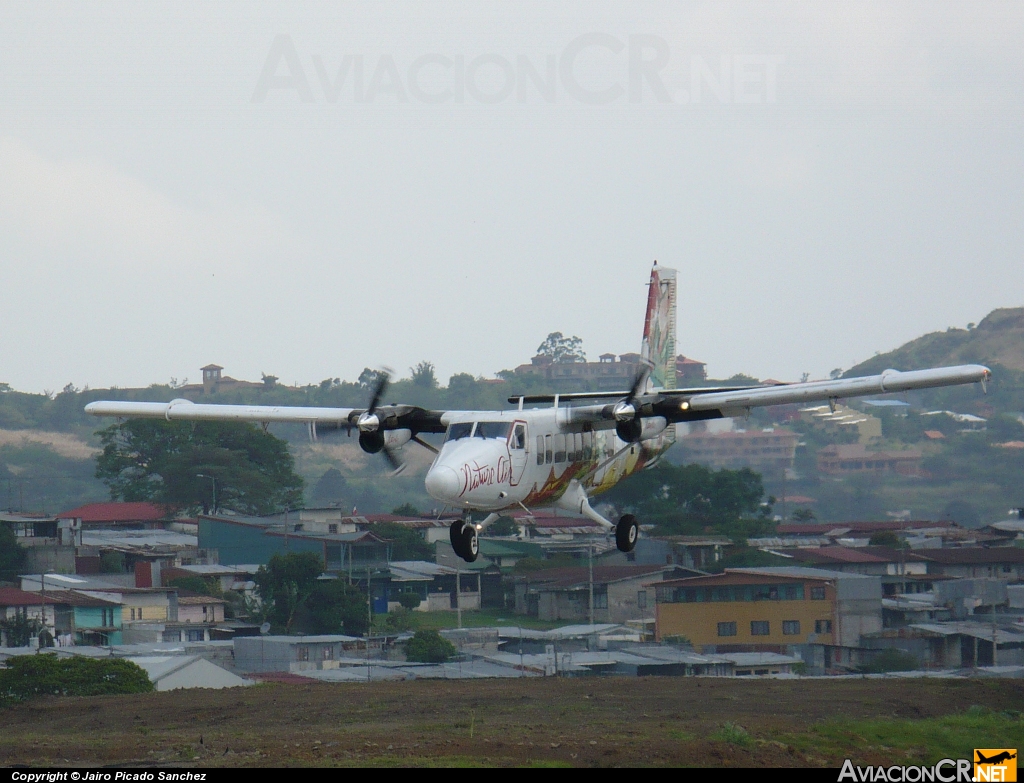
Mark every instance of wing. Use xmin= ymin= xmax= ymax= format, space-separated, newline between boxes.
xmin=554 ymin=364 xmax=990 ymax=429
xmin=682 ymin=365 xmax=990 ymax=417
xmin=85 ymin=399 xmax=452 ymax=435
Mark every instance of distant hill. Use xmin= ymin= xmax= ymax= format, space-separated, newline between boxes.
xmin=845 ymin=307 xmax=1024 ymax=377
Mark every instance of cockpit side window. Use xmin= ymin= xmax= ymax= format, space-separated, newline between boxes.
xmin=445 ymin=422 xmax=474 ymax=442
xmin=510 ymin=423 xmax=526 ymax=450
xmin=476 ymin=421 xmax=512 ymax=439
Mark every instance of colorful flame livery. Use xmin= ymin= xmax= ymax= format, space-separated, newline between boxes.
xmin=85 ymin=263 xmax=992 ymax=561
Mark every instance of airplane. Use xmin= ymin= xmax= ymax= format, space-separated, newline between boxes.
xmin=976 ymin=751 xmax=1016 ymax=765
xmin=85 ymin=263 xmax=991 ymax=563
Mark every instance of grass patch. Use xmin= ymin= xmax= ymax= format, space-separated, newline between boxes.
xmin=775 ymin=708 xmax=1024 ymax=764
xmin=710 ymin=722 xmax=754 ymax=748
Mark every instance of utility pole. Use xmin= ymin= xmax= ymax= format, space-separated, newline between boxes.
xmin=196 ymin=474 xmax=216 ymax=514
xmin=588 ymin=541 xmax=594 ymax=627
xmin=456 ymin=563 xmax=462 ymax=629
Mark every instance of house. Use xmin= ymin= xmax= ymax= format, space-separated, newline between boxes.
xmin=513 ymin=565 xmax=682 ymax=623
xmin=57 ymin=502 xmax=172 ymax=531
xmin=38 ymin=590 xmax=123 ymax=646
xmin=234 ymin=635 xmax=364 ymax=674
xmin=1 ymin=513 xmax=79 ymax=573
xmin=676 ymin=427 xmax=798 ymax=472
xmin=653 ymin=567 xmax=882 ymax=672
xmin=385 ymin=561 xmax=482 ymax=612
xmin=0 ymin=588 xmax=57 ymax=646
xmin=817 ymin=444 xmax=923 ymax=476
xmin=176 ymin=593 xmax=227 ymax=625
xmin=127 ymin=655 xmax=252 ymax=690
xmin=914 ymin=548 xmax=1024 ymax=581
xmin=512 ymin=352 xmax=705 ymax=392
xmin=198 ymin=514 xmax=390 ymax=571
xmin=162 ymin=564 xmax=260 ymax=595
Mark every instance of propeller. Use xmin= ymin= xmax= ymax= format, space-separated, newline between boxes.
xmin=354 ymin=370 xmax=406 ymax=473
xmin=611 ymin=363 xmax=653 ymax=443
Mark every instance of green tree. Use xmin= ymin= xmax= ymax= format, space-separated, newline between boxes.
xmin=603 ymin=462 xmax=771 ymax=536
xmin=397 ymin=591 xmax=422 ymax=610
xmin=0 ymin=614 xmax=43 ymax=648
xmin=166 ymin=575 xmax=221 ymax=597
xmin=373 ymin=522 xmax=432 ymax=560
xmin=304 ymin=579 xmax=369 ymax=636
xmin=391 ymin=502 xmax=420 ymax=517
xmin=405 ymin=630 xmax=457 ymax=663
xmin=253 ymin=552 xmax=324 ymax=632
xmin=410 ymin=361 xmax=438 ymax=388
xmin=0 ymin=656 xmax=153 ymax=705
xmin=536 ymin=332 xmax=586 ymax=363
xmin=487 ymin=516 xmax=518 ymax=536
xmin=868 ymin=530 xmax=902 ymax=547
xmin=0 ymin=524 xmax=26 ymax=584
xmin=790 ymin=508 xmax=816 ymax=523
xmin=95 ymin=419 xmax=304 ymax=515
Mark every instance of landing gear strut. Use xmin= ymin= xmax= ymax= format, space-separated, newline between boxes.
xmin=449 ymin=520 xmax=479 ymax=563
xmin=616 ymin=514 xmax=639 ymax=553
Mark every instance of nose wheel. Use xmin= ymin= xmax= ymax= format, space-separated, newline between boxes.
xmin=449 ymin=520 xmax=479 ymax=563
xmin=616 ymin=514 xmax=639 ymax=553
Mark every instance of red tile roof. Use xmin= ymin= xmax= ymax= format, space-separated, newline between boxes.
xmin=0 ymin=588 xmax=54 ymax=606
xmin=58 ymin=502 xmax=172 ymax=523
xmin=788 ymin=547 xmax=889 ymax=564
xmin=776 ymin=520 xmax=940 ymax=535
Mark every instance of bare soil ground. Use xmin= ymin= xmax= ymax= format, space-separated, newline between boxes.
xmin=1 ymin=676 xmax=1021 ymax=767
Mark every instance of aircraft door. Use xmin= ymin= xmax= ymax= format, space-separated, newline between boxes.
xmin=508 ymin=421 xmax=528 ymax=486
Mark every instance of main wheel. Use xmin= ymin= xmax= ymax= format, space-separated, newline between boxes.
xmin=450 ymin=520 xmax=468 ymax=559
xmin=616 ymin=514 xmax=639 ymax=553
xmin=461 ymin=524 xmax=479 ymax=563
xmin=449 ymin=520 xmax=479 ymax=562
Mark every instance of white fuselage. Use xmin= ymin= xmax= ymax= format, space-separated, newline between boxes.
xmin=423 ymin=405 xmax=673 ymax=513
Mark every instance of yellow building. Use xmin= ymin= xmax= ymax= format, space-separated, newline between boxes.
xmin=654 ymin=567 xmax=883 ymax=663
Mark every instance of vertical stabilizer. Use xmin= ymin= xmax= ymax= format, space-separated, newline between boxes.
xmin=640 ymin=263 xmax=677 ymax=390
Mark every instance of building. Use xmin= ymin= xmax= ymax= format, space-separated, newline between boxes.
xmin=385 ymin=561 xmax=482 ymax=612
xmin=127 ymin=655 xmax=252 ymax=690
xmin=198 ymin=514 xmax=390 ymax=572
xmin=234 ymin=635 xmax=364 ymax=674
xmin=799 ymin=404 xmax=882 ymax=444
xmin=177 ymin=364 xmax=268 ymax=399
xmin=676 ymin=427 xmax=798 ymax=471
xmin=513 ymin=565 xmax=681 ymax=623
xmin=38 ymin=590 xmax=123 ymax=646
xmin=1 ymin=513 xmax=78 ymax=573
xmin=176 ymin=593 xmax=227 ymax=625
xmin=653 ymin=567 xmax=882 ymax=671
xmin=816 ymin=444 xmax=923 ymax=476
xmin=58 ymin=502 xmax=172 ymax=531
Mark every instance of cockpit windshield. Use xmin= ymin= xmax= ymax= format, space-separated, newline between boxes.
xmin=475 ymin=421 xmax=512 ymax=439
xmin=445 ymin=422 xmax=474 ymax=441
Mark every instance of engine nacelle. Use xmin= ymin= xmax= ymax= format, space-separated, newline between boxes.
xmin=359 ymin=428 xmax=412 ymax=454
xmin=639 ymin=416 xmax=668 ymax=441
xmin=383 ymin=429 xmax=413 ymax=449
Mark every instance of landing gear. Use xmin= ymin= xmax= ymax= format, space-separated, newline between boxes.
xmin=616 ymin=514 xmax=639 ymax=553
xmin=449 ymin=520 xmax=479 ymax=563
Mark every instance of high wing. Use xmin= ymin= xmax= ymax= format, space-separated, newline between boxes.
xmin=555 ymin=364 xmax=991 ymax=429
xmin=84 ymin=399 xmax=452 ymax=435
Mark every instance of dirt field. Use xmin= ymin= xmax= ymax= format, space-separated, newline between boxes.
xmin=2 ymin=676 xmax=1022 ymax=767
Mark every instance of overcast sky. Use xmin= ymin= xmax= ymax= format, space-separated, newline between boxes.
xmin=1 ymin=2 xmax=1022 ymax=394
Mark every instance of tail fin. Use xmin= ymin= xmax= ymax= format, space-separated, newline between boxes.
xmin=640 ymin=262 xmax=677 ymax=391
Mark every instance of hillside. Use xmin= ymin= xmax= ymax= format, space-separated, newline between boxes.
xmin=846 ymin=307 xmax=1024 ymax=376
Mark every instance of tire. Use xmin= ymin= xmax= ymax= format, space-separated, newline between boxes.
xmin=450 ymin=521 xmax=467 ymax=559
xmin=461 ymin=525 xmax=479 ymax=563
xmin=450 ymin=521 xmax=479 ymax=562
xmin=616 ymin=514 xmax=639 ymax=553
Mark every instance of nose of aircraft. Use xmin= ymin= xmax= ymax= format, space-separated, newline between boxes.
xmin=425 ymin=465 xmax=461 ymax=502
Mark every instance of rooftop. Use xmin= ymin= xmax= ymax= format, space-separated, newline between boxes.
xmin=58 ymin=502 xmax=171 ymax=523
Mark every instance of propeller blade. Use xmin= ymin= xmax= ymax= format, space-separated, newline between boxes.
xmin=628 ymin=363 xmax=653 ymax=404
xmin=382 ymin=447 xmax=406 ymax=476
xmin=367 ymin=369 xmax=391 ymax=413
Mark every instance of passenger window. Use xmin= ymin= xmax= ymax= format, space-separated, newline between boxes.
xmin=511 ymin=424 xmax=526 ymax=450
xmin=554 ymin=434 xmax=566 ymax=463
xmin=545 ymin=434 xmax=553 ymax=464
xmin=537 ymin=435 xmax=544 ymax=465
